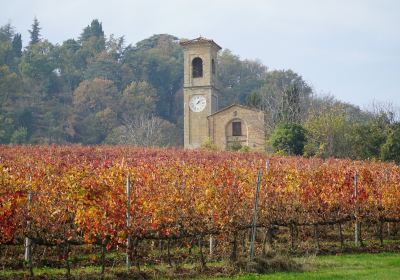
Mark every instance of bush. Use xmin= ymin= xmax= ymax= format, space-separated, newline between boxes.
xmin=239 ymin=145 xmax=251 ymax=152
xmin=229 ymin=139 xmax=243 ymax=151
xmin=381 ymin=124 xmax=400 ymax=164
xmin=236 ymin=255 xmax=301 ymax=274
xmin=269 ymin=123 xmax=306 ymax=155
xmin=10 ymin=127 xmax=28 ymax=144
xmin=201 ymin=137 xmax=218 ymax=150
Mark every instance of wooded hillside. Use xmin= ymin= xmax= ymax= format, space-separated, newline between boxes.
xmin=0 ymin=19 xmax=399 ymax=162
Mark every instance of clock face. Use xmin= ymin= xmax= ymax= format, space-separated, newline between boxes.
xmin=189 ymin=95 xmax=207 ymax=112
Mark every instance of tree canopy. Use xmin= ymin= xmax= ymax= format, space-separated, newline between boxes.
xmin=0 ymin=18 xmax=398 ymax=161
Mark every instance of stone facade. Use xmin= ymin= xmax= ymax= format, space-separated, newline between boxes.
xmin=180 ymin=38 xmax=221 ymax=149
xmin=208 ymin=104 xmax=265 ymax=151
xmin=181 ymin=37 xmax=265 ymax=151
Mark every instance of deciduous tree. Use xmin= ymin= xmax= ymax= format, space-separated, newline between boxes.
xmin=71 ymin=78 xmax=119 ymax=143
xmin=381 ymin=124 xmax=400 ymax=164
xmin=106 ymin=114 xmax=177 ymax=146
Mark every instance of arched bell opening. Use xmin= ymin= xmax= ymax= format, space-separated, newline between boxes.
xmin=192 ymin=57 xmax=203 ymax=78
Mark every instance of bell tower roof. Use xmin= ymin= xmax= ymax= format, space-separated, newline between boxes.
xmin=180 ymin=37 xmax=222 ymax=50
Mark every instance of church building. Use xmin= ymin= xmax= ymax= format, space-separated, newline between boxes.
xmin=180 ymin=37 xmax=265 ymax=151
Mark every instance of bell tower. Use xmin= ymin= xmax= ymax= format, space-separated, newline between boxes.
xmin=180 ymin=37 xmax=221 ymax=149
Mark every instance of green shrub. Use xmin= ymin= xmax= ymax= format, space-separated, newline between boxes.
xmin=269 ymin=123 xmax=306 ymax=155
xmin=236 ymin=255 xmax=301 ymax=274
xmin=201 ymin=137 xmax=218 ymax=150
xmin=239 ymin=145 xmax=251 ymax=152
xmin=10 ymin=127 xmax=28 ymax=144
xmin=381 ymin=124 xmax=400 ymax=164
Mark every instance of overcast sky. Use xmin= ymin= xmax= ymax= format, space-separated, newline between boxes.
xmin=2 ymin=0 xmax=400 ymax=109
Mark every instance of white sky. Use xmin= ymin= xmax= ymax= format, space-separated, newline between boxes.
xmin=2 ymin=0 xmax=400 ymax=108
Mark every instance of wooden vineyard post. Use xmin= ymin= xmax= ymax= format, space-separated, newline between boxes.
xmin=198 ymin=237 xmax=206 ymax=271
xmin=261 ymin=159 xmax=271 ymax=256
xmin=313 ymin=224 xmax=320 ymax=252
xmin=209 ymin=235 xmax=214 ymax=257
xmin=166 ymin=239 xmax=172 ymax=267
xmin=209 ymin=170 xmax=216 ymax=257
xmin=101 ymin=243 xmax=106 ymax=277
xmin=126 ymin=175 xmax=132 ymax=272
xmin=379 ymin=220 xmax=384 ymax=247
xmin=25 ymin=176 xmax=33 ymax=277
xmin=249 ymin=169 xmax=262 ymax=261
xmin=230 ymin=232 xmax=238 ymax=262
xmin=354 ymin=171 xmax=361 ymax=247
xmin=338 ymin=222 xmax=344 ymax=249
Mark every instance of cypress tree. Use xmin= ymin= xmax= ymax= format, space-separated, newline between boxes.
xmin=79 ymin=19 xmax=104 ymax=42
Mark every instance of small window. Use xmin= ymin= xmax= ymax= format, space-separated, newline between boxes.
xmin=232 ymin=121 xmax=242 ymax=136
xmin=192 ymin=57 xmax=203 ymax=78
xmin=212 ymin=59 xmax=216 ymax=75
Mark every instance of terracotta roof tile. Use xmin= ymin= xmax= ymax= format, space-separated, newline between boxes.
xmin=180 ymin=37 xmax=222 ymax=50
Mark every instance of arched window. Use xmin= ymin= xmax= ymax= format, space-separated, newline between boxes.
xmin=212 ymin=59 xmax=216 ymax=75
xmin=192 ymin=57 xmax=203 ymax=78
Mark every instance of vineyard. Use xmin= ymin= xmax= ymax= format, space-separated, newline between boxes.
xmin=1 ymin=145 xmax=400 ymax=278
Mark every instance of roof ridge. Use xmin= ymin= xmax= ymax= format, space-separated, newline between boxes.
xmin=180 ymin=37 xmax=222 ymax=50
xmin=207 ymin=104 xmax=262 ymax=117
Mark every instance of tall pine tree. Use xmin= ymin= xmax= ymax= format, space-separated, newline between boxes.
xmin=12 ymin=34 xmax=22 ymax=57
xmin=28 ymin=17 xmax=41 ymax=45
xmin=0 ymin=23 xmax=14 ymax=42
